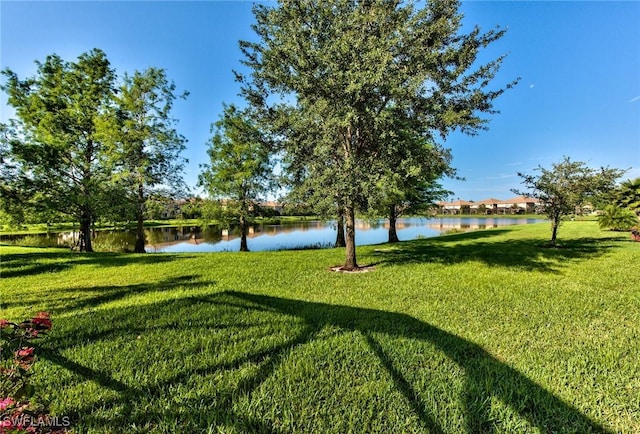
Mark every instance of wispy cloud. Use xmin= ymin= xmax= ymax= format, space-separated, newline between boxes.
xmin=483 ymin=174 xmax=516 ymax=180
xmin=628 ymin=96 xmax=640 ymax=103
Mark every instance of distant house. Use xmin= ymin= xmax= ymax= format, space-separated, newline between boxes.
xmin=259 ymin=201 xmax=284 ymax=214
xmin=158 ymin=198 xmax=203 ymax=220
xmin=575 ymin=203 xmax=594 ymax=215
xmin=438 ymin=196 xmax=541 ymax=215
xmin=470 ymin=198 xmax=502 ymax=214
xmin=501 ymin=196 xmax=541 ymax=214
xmin=437 ymin=200 xmax=473 ymax=215
xmin=160 ymin=199 xmax=187 ymax=219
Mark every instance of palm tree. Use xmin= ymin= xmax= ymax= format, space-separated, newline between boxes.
xmin=617 ymin=177 xmax=640 ymax=215
xmin=597 ymin=205 xmax=638 ymax=231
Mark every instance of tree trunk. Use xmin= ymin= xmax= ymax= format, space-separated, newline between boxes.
xmin=134 ymin=217 xmax=146 ymax=253
xmin=239 ymin=215 xmax=249 ymax=252
xmin=344 ymin=203 xmax=358 ymax=269
xmin=78 ymin=211 xmax=93 ymax=252
xmin=79 ymin=140 xmax=94 ymax=253
xmin=335 ymin=207 xmax=346 ymax=248
xmin=388 ymin=204 xmax=400 ymax=243
xmin=134 ymin=184 xmax=146 ymax=253
xmin=550 ymin=217 xmax=559 ymax=246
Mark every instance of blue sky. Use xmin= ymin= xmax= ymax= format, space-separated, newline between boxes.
xmin=1 ymin=1 xmax=639 ymax=201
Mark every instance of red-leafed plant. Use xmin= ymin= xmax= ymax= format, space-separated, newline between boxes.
xmin=1 ymin=313 xmax=68 ymax=433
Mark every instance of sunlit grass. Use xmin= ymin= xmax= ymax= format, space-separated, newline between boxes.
xmin=1 ymin=221 xmax=638 ymax=433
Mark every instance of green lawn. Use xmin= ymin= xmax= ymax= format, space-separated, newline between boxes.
xmin=1 ymin=222 xmax=638 ymax=433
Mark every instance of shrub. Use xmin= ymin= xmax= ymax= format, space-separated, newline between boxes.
xmin=597 ymin=205 xmax=639 ymax=231
xmin=0 ymin=313 xmax=68 ymax=433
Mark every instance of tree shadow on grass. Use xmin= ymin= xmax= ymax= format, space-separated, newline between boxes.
xmin=0 ymin=275 xmax=205 ymax=316
xmin=37 ymin=291 xmax=611 ymax=433
xmin=230 ymin=292 xmax=610 ymax=433
xmin=372 ymin=229 xmax=621 ymax=273
xmin=0 ymin=250 xmax=192 ymax=279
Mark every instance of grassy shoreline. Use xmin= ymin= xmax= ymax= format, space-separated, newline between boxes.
xmin=1 ymin=221 xmax=638 ymax=432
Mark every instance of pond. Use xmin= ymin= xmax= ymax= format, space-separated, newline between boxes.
xmin=5 ymin=217 xmax=546 ymax=253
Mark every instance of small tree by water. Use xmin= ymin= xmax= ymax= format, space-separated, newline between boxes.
xmin=513 ymin=156 xmax=623 ymax=246
xmin=198 ymin=105 xmax=274 ymax=252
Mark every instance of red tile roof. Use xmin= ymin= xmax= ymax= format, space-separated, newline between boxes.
xmin=439 ymin=200 xmax=473 ymax=207
xmin=503 ymin=196 xmax=540 ymax=204
xmin=477 ymin=198 xmax=502 ymax=205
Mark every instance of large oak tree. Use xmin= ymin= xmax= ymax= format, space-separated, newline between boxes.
xmin=238 ymin=0 xmax=516 ymax=269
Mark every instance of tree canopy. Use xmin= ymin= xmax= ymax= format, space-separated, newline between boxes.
xmin=513 ymin=156 xmax=624 ymax=246
xmin=616 ymin=177 xmax=640 ymax=216
xmin=1 ymin=49 xmax=116 ymax=251
xmin=238 ymin=0 xmax=516 ymax=269
xmin=198 ymin=104 xmax=274 ymax=252
xmin=1 ymin=50 xmax=188 ymax=252
xmin=106 ymin=67 xmax=188 ymax=253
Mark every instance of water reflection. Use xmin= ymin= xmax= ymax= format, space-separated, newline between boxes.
xmin=4 ymin=217 xmax=545 ymax=253
xmin=152 ymin=217 xmax=545 ymax=253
